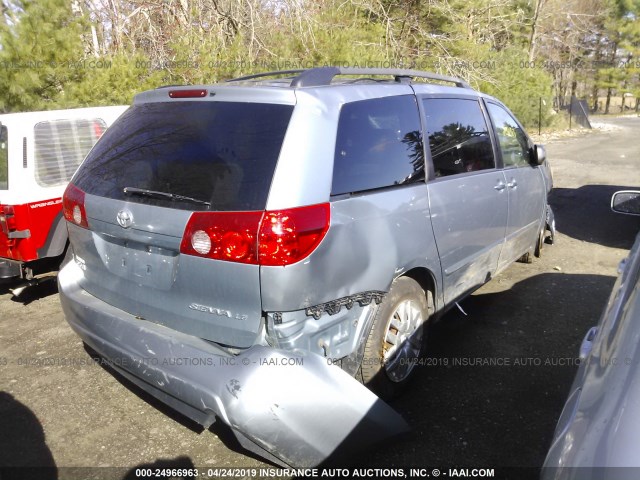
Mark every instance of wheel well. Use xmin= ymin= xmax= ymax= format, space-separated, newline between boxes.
xmin=403 ymin=267 xmax=437 ymax=300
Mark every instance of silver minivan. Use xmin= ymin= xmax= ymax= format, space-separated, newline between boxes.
xmin=58 ymin=67 xmax=555 ymax=467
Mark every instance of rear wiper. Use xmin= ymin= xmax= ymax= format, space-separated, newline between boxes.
xmin=123 ymin=187 xmax=211 ymax=207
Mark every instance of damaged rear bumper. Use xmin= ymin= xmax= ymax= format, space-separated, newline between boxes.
xmin=58 ymin=261 xmax=408 ymax=467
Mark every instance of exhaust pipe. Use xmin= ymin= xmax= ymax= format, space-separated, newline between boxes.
xmin=10 ymin=279 xmax=40 ymax=296
xmin=10 ymin=275 xmax=56 ymax=297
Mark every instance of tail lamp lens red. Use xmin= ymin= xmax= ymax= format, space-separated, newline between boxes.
xmin=258 ymin=207 xmax=330 ymax=266
xmin=180 ymin=211 xmax=262 ymax=264
xmin=1 ymin=205 xmax=16 ymax=230
xmin=180 ymin=203 xmax=330 ymax=266
xmin=62 ymin=183 xmax=89 ymax=228
xmin=93 ymin=121 xmax=105 ymax=139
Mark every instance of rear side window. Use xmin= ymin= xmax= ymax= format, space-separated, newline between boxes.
xmin=0 ymin=126 xmax=7 ymax=189
xmin=73 ymin=102 xmax=293 ymax=212
xmin=423 ymin=98 xmax=495 ymax=178
xmin=34 ymin=118 xmax=107 ymax=187
xmin=331 ymin=95 xmax=424 ymax=196
xmin=486 ymin=103 xmax=532 ymax=168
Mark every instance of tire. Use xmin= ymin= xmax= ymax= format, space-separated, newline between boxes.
xmin=520 ymin=224 xmax=545 ymax=263
xmin=534 ymin=226 xmax=544 ymax=258
xmin=518 ymin=250 xmax=533 ymax=264
xmin=360 ymin=277 xmax=433 ymax=400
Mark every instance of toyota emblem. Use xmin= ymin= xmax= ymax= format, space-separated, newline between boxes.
xmin=116 ymin=210 xmax=133 ymax=229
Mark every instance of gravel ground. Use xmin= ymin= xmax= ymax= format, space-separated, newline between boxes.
xmin=1 ymin=116 xmax=639 ymax=480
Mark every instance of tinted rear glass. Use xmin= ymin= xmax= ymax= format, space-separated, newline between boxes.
xmin=332 ymin=95 xmax=424 ymax=196
xmin=73 ymin=102 xmax=293 ymax=211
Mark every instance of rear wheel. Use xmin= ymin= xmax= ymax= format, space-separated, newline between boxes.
xmin=361 ymin=277 xmax=433 ymax=399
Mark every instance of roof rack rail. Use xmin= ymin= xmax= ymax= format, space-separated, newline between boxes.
xmin=225 ymin=70 xmax=304 ymax=83
xmin=225 ymin=67 xmax=471 ymax=89
xmin=290 ymin=67 xmax=471 ymax=88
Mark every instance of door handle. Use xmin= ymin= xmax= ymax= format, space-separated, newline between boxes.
xmin=494 ymin=181 xmax=506 ymax=191
xmin=579 ymin=327 xmax=598 ymax=361
xmin=618 ymin=257 xmax=627 ymax=274
xmin=507 ymin=179 xmax=518 ymax=189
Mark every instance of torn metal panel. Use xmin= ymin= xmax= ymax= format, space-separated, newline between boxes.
xmin=264 ymin=293 xmax=385 ymax=377
xmin=265 ymin=299 xmax=380 ymax=364
xmin=304 ymin=291 xmax=386 ymax=320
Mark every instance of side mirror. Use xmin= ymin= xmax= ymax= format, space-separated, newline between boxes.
xmin=611 ymin=190 xmax=640 ymax=216
xmin=533 ymin=144 xmax=546 ymax=166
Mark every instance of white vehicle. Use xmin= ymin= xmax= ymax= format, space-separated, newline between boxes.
xmin=0 ymin=106 xmax=128 ymax=281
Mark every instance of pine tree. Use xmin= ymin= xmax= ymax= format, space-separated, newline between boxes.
xmin=0 ymin=0 xmax=85 ymax=112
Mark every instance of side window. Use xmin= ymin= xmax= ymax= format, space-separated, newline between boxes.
xmin=34 ymin=118 xmax=107 ymax=187
xmin=423 ymin=98 xmax=495 ymax=178
xmin=0 ymin=126 xmax=7 ymax=189
xmin=331 ymin=95 xmax=424 ymax=196
xmin=487 ymin=103 xmax=531 ymax=168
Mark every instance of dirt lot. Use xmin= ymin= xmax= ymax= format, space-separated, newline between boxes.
xmin=1 ymin=116 xmax=639 ymax=479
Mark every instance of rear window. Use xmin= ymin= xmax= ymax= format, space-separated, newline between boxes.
xmin=331 ymin=95 xmax=424 ymax=196
xmin=35 ymin=118 xmax=107 ymax=187
xmin=73 ymin=102 xmax=294 ymax=211
xmin=0 ymin=126 xmax=7 ymax=189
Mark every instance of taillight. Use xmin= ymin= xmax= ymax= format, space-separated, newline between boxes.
xmin=93 ymin=121 xmax=104 ymax=139
xmin=5 ymin=215 xmax=16 ymax=231
xmin=258 ymin=204 xmax=330 ymax=266
xmin=180 ymin=203 xmax=330 ymax=266
xmin=1 ymin=205 xmax=16 ymax=231
xmin=180 ymin=211 xmax=263 ymax=264
xmin=62 ymin=183 xmax=89 ymax=228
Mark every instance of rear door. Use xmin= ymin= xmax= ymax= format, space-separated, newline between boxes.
xmin=485 ymin=101 xmax=545 ymax=269
xmin=68 ymin=99 xmax=294 ymax=348
xmin=422 ymin=97 xmax=508 ymax=304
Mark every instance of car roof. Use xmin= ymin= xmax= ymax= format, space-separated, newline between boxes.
xmin=133 ymin=67 xmax=496 ymax=106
